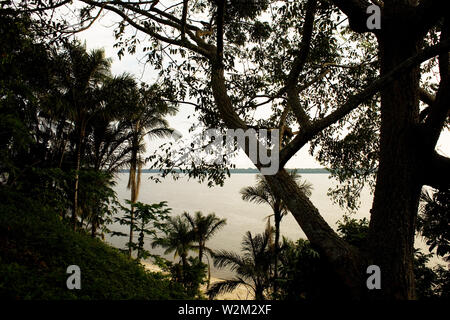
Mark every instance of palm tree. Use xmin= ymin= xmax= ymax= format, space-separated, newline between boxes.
xmin=55 ymin=42 xmax=112 ymax=230
xmin=126 ymin=84 xmax=178 ymax=257
xmin=182 ymin=211 xmax=227 ymax=263
xmin=82 ymin=74 xmax=137 ymax=237
xmin=240 ymin=170 xmax=312 ymax=293
xmin=207 ymin=230 xmax=274 ymax=300
xmin=183 ymin=211 xmax=227 ymax=288
xmin=151 ymin=215 xmax=195 ymax=270
xmin=86 ymin=74 xmax=137 ymax=174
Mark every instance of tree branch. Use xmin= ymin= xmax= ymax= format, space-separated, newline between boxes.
xmin=423 ymin=152 xmax=450 ymax=190
xmin=419 ymin=87 xmax=436 ymax=106
xmin=285 ymin=0 xmax=317 ymax=129
xmin=279 ymin=37 xmax=450 ymax=167
xmin=264 ymin=169 xmax=366 ymax=296
xmin=424 ymin=17 xmax=450 ymax=146
xmin=414 ymin=0 xmax=447 ymax=36
xmin=79 ymin=0 xmax=213 ymax=58
xmin=330 ymin=0 xmax=374 ymax=33
xmin=215 ymin=0 xmax=225 ymax=66
xmin=181 ymin=0 xmax=188 ymax=39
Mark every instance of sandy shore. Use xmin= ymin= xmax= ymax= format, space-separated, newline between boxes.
xmin=141 ymin=261 xmax=253 ymax=300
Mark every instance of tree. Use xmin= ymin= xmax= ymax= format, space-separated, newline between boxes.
xmin=125 ymin=83 xmax=178 ymax=257
xmin=0 ymin=12 xmax=129 ymax=238
xmin=77 ymin=169 xmax=118 ymax=238
xmin=276 ymin=237 xmax=350 ymax=300
xmin=54 ymin=42 xmax=112 ymax=230
xmin=112 ymin=200 xmax=171 ymax=260
xmin=208 ymin=230 xmax=274 ymax=300
xmin=152 ymin=215 xmax=196 ymax=270
xmin=14 ymin=0 xmax=450 ymax=299
xmin=85 ymin=74 xmax=137 ymax=174
xmin=183 ymin=211 xmax=227 ymax=263
xmin=240 ymin=170 xmax=312 ymax=294
xmin=183 ymin=211 xmax=226 ymax=288
xmin=0 ymin=11 xmax=53 ymax=185
xmin=337 ymin=215 xmax=449 ymax=299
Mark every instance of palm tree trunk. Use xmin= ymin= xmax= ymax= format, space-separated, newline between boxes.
xmin=181 ymin=254 xmax=188 ymax=285
xmin=181 ymin=254 xmax=187 ymax=270
xmin=91 ymin=207 xmax=97 ymax=238
xmin=91 ymin=222 xmax=96 ymax=237
xmin=199 ymin=240 xmax=204 ymax=263
xmin=72 ymin=133 xmax=82 ymax=231
xmin=273 ymin=209 xmax=281 ymax=295
xmin=128 ymin=125 xmax=140 ymax=258
xmin=128 ymin=205 xmax=134 ymax=257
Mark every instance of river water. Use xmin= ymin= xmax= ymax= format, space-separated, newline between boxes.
xmin=105 ymin=173 xmax=442 ymax=278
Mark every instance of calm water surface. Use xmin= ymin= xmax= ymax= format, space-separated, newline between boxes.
xmin=106 ymin=173 xmax=440 ymax=278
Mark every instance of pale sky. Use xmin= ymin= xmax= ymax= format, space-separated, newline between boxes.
xmin=76 ymin=11 xmax=449 ymax=169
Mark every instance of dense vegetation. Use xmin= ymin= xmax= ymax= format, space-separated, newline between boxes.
xmin=0 ymin=187 xmax=187 ymax=299
xmin=1 ymin=0 xmax=449 ymax=300
xmin=0 ymin=11 xmax=188 ymax=299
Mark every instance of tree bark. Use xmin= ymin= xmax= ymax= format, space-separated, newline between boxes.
xmin=367 ymin=17 xmax=423 ymax=299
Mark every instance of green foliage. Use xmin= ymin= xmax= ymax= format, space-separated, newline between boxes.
xmin=276 ymin=238 xmax=349 ymax=300
xmin=113 ymin=200 xmax=171 ymax=260
xmin=433 ymin=265 xmax=450 ymax=299
xmin=417 ymin=188 xmax=450 ymax=261
xmin=0 ymin=12 xmax=51 ymax=181
xmin=170 ymin=257 xmax=208 ymax=299
xmin=152 ymin=215 xmax=196 ymax=264
xmin=183 ymin=211 xmax=227 ymax=261
xmin=0 ymin=10 xmax=179 ymax=239
xmin=414 ymin=249 xmax=439 ymax=300
xmin=77 ymin=169 xmax=120 ymax=236
xmin=0 ymin=187 xmax=187 ymax=299
xmin=337 ymin=216 xmax=369 ymax=248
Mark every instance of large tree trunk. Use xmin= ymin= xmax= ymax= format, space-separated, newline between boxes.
xmin=367 ymin=22 xmax=423 ymax=299
xmin=211 ymin=61 xmax=366 ymax=299
xmin=265 ymin=170 xmax=367 ymax=298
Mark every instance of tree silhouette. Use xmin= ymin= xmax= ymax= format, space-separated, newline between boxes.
xmin=208 ymin=230 xmax=274 ymax=300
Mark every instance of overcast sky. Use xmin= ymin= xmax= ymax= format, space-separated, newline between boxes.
xmin=76 ymin=11 xmax=449 ymax=169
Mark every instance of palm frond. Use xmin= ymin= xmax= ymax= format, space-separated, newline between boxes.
xmin=207 ymin=279 xmax=247 ymax=299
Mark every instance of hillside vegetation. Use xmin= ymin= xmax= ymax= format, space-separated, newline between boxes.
xmin=0 ymin=187 xmax=187 ymax=300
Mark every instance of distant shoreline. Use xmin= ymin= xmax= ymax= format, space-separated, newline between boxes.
xmin=118 ymin=168 xmax=329 ymax=174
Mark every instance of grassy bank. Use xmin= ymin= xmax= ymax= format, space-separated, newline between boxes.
xmin=0 ymin=187 xmax=187 ymax=300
